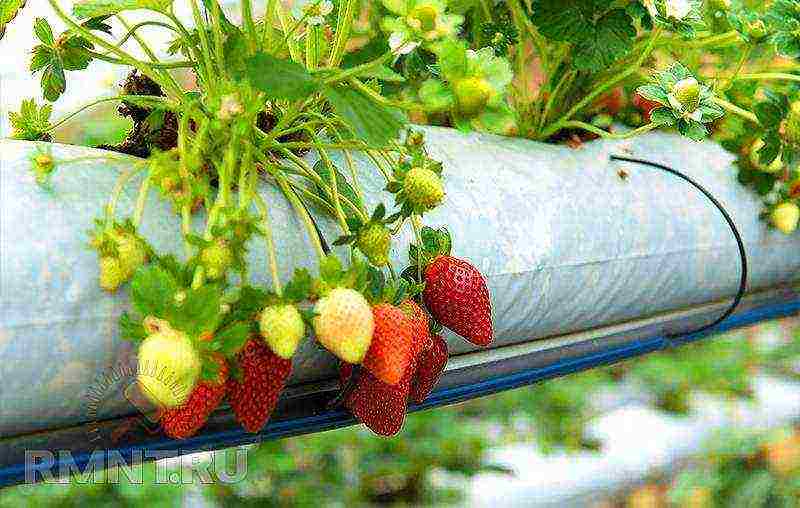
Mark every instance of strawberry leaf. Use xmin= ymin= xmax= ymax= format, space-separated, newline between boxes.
xmin=73 ymin=0 xmax=174 ymax=19
xmin=130 ymin=265 xmax=178 ymax=318
xmin=213 ymin=322 xmax=251 ymax=357
xmin=240 ymin=52 xmax=320 ymax=100
xmin=0 ymin=0 xmax=26 ymax=42
xmin=170 ymin=284 xmax=222 ymax=336
xmin=119 ymin=312 xmax=146 ymax=342
xmin=322 ymin=85 xmax=407 ymax=147
xmin=529 ymin=0 xmax=635 ymax=71
xmin=283 ymin=268 xmax=313 ymax=302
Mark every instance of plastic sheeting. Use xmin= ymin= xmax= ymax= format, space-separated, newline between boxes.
xmin=1 ymin=127 xmax=798 ymax=443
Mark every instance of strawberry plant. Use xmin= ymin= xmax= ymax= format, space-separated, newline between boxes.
xmin=3 ymin=0 xmax=799 ymax=441
xmin=2 ymin=0 xmax=506 ymax=439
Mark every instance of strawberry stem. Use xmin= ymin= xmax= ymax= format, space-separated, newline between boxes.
xmin=253 ymin=194 xmax=284 ymax=297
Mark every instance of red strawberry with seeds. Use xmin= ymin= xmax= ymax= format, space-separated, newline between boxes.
xmin=227 ymin=339 xmax=292 ymax=433
xmin=161 ymin=358 xmax=228 ymax=439
xmin=423 ymin=255 xmax=493 ymax=346
xmin=411 ymin=334 xmax=448 ymax=404
xmin=362 ymin=303 xmax=415 ymax=386
xmin=340 ymin=362 xmax=412 ymax=436
xmin=399 ymin=299 xmax=431 ymax=359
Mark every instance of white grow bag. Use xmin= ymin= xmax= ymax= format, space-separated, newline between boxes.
xmin=0 ymin=127 xmax=798 ymax=485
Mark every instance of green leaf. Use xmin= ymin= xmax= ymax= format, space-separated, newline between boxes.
xmin=213 ymin=322 xmax=250 ymax=357
xmin=73 ymin=0 xmax=173 ymax=19
xmin=319 ymin=254 xmax=344 ymax=285
xmin=636 ymin=84 xmax=669 ymax=106
xmin=678 ymin=119 xmax=708 ymax=141
xmin=357 ymin=65 xmax=406 ymax=83
xmin=119 ymin=312 xmax=147 ymax=342
xmin=240 ymin=52 xmax=319 ymax=100
xmin=60 ymin=35 xmax=94 ymax=70
xmin=650 ymin=107 xmax=676 ymax=126
xmin=8 ymin=98 xmax=52 ymax=140
xmin=0 ymin=0 xmax=26 ymax=41
xmin=40 ymin=58 xmax=66 ymax=102
xmin=33 ymin=17 xmax=53 ymax=45
xmin=131 ymin=265 xmax=178 ymax=318
xmin=171 ymin=284 xmax=222 ymax=335
xmin=323 ymin=85 xmax=407 ymax=147
xmin=755 ymin=90 xmax=788 ymax=126
xmin=757 ymin=133 xmax=782 ymax=166
xmin=283 ymin=268 xmax=313 ymax=302
xmin=529 ymin=0 xmax=635 ymax=71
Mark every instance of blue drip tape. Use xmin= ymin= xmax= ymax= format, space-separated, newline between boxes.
xmin=3 ymin=298 xmax=799 ymax=487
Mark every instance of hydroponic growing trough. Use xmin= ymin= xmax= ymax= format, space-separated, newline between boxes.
xmin=0 ymin=127 xmax=798 ymax=486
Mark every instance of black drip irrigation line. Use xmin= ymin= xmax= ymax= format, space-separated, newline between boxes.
xmin=610 ymin=155 xmax=748 ymax=341
xmin=301 ymin=200 xmax=363 ymax=409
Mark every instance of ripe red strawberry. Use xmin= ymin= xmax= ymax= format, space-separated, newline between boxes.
xmin=362 ymin=304 xmax=415 ymax=386
xmin=227 ymin=339 xmax=292 ymax=433
xmin=161 ymin=359 xmax=228 ymax=439
xmin=632 ymin=93 xmax=661 ymax=122
xmin=411 ymin=334 xmax=448 ymax=404
xmin=399 ymin=299 xmax=431 ymax=359
xmin=423 ymin=255 xmax=493 ymax=346
xmin=340 ymin=362 xmax=412 ymax=436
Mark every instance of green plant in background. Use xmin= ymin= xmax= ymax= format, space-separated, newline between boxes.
xmin=668 ymin=426 xmax=800 ymax=507
xmin=624 ymin=332 xmax=758 ymax=414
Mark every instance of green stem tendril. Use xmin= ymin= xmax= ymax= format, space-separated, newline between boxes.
xmin=541 ymin=27 xmax=662 ymax=139
xmin=133 ymin=173 xmax=152 ymax=228
xmin=274 ymin=170 xmax=327 ymax=261
xmin=712 ymin=97 xmax=760 ymax=125
xmin=560 ymin=121 xmax=661 ymax=140
xmin=253 ymin=194 xmax=283 ymax=296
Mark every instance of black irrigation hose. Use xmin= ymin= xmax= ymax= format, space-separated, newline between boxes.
xmin=610 ymin=155 xmax=749 ymax=340
xmin=308 ymin=155 xmax=748 ymax=409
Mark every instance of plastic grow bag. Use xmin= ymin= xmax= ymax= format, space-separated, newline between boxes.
xmin=0 ymin=127 xmax=798 ymax=486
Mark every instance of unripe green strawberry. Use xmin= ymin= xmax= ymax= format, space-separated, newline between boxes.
xmin=404 ymin=167 xmax=444 ymax=212
xmin=99 ymin=256 xmax=127 ymax=292
xmin=259 ymin=304 xmax=305 ymax=359
xmin=671 ymin=77 xmax=700 ymax=113
xmin=746 ymin=19 xmax=767 ymax=40
xmin=771 ymin=202 xmax=800 ymax=235
xmin=407 ymin=4 xmax=439 ymax=33
xmin=313 ymin=288 xmax=374 ymax=363
xmin=110 ymin=230 xmax=148 ymax=277
xmin=454 ymin=77 xmax=493 ymax=117
xmin=357 ymin=223 xmax=391 ymax=266
xmin=784 ymin=101 xmax=800 ymax=146
xmin=137 ymin=326 xmax=201 ymax=409
xmin=200 ymin=239 xmax=233 ymax=280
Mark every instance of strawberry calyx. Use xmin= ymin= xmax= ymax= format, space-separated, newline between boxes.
xmin=405 ymin=225 xmax=452 ymax=276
